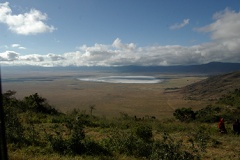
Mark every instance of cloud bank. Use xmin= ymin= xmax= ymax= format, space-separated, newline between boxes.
xmin=0 ymin=2 xmax=56 ymax=35
xmin=1 ymin=8 xmax=240 ymax=67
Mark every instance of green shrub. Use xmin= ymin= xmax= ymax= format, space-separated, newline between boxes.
xmin=67 ymin=120 xmax=85 ymax=155
xmin=157 ymin=121 xmax=192 ymax=133
xmin=195 ymin=104 xmax=240 ymax=123
xmin=82 ymin=138 xmax=111 ymax=156
xmin=173 ymin=108 xmax=196 ymax=122
xmin=218 ymin=88 xmax=240 ymax=107
xmin=188 ymin=126 xmax=210 ymax=152
xmin=195 ymin=105 xmax=222 ymax=123
xmin=3 ymin=91 xmax=25 ymax=144
xmin=150 ymin=133 xmax=199 ymax=160
xmin=134 ymin=124 xmax=153 ymax=142
xmin=47 ymin=133 xmax=67 ymax=155
xmin=107 ymin=129 xmax=137 ymax=155
xmin=134 ymin=139 xmax=152 ymax=158
xmin=23 ymin=93 xmax=59 ymax=115
xmin=105 ymin=125 xmax=167 ymax=158
xmin=46 ymin=117 xmax=86 ymax=155
xmin=4 ymin=104 xmax=25 ymax=144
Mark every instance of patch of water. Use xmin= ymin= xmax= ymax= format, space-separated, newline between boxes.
xmin=77 ymin=76 xmax=163 ymax=84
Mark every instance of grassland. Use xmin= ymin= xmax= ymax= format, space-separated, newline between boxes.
xmin=3 ymin=71 xmax=240 ymax=159
xmin=2 ymin=71 xmax=207 ymax=119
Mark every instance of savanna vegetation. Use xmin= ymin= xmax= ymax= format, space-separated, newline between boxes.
xmin=2 ymin=88 xmax=240 ymax=159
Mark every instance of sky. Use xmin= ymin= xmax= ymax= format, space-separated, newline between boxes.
xmin=0 ymin=0 xmax=240 ymax=67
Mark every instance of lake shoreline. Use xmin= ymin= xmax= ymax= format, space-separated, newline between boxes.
xmin=77 ymin=76 xmax=163 ymax=84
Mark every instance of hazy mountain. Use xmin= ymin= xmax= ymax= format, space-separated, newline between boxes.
xmin=115 ymin=62 xmax=240 ymax=74
xmin=2 ymin=62 xmax=240 ymax=75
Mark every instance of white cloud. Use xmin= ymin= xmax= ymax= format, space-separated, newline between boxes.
xmin=47 ymin=53 xmax=65 ymax=61
xmin=0 ymin=2 xmax=56 ymax=35
xmin=0 ymin=50 xmax=19 ymax=61
xmin=197 ymin=8 xmax=240 ymax=52
xmin=11 ymin=43 xmax=26 ymax=49
xmin=0 ymin=42 xmax=238 ymax=67
xmin=112 ymin=38 xmax=136 ymax=50
xmin=11 ymin=44 xmax=20 ymax=48
xmin=198 ymin=8 xmax=240 ymax=40
xmin=1 ymin=38 xmax=240 ymax=67
xmin=170 ymin=19 xmax=190 ymax=30
xmin=20 ymin=54 xmax=44 ymax=62
xmin=1 ymin=8 xmax=240 ymax=67
xmin=19 ymin=46 xmax=26 ymax=50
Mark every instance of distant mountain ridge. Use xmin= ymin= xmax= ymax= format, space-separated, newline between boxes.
xmin=2 ymin=62 xmax=240 ymax=74
xmin=115 ymin=62 xmax=240 ymax=74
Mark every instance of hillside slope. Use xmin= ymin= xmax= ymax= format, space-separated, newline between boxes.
xmin=181 ymin=71 xmax=240 ymax=100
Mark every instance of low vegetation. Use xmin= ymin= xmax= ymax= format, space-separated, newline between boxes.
xmin=174 ymin=88 xmax=240 ymax=123
xmin=3 ymin=88 xmax=240 ymax=159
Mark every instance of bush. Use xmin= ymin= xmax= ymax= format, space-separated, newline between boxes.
xmin=46 ymin=117 xmax=86 ymax=155
xmin=67 ymin=120 xmax=85 ymax=155
xmin=4 ymin=104 xmax=25 ymax=144
xmin=82 ymin=138 xmax=111 ymax=156
xmin=107 ymin=129 xmax=137 ymax=155
xmin=195 ymin=105 xmax=222 ymax=123
xmin=3 ymin=91 xmax=25 ymax=145
xmin=195 ymin=104 xmax=240 ymax=123
xmin=218 ymin=88 xmax=240 ymax=107
xmin=134 ymin=124 xmax=153 ymax=142
xmin=173 ymin=108 xmax=196 ymax=122
xmin=23 ymin=93 xmax=59 ymax=115
xmin=188 ymin=126 xmax=210 ymax=152
xmin=150 ymin=133 xmax=199 ymax=160
xmin=104 ymin=128 xmax=151 ymax=157
xmin=47 ymin=133 xmax=67 ymax=155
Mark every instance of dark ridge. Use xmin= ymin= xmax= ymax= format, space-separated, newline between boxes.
xmin=2 ymin=62 xmax=240 ymax=74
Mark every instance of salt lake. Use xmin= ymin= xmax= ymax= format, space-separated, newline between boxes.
xmin=77 ymin=76 xmax=163 ymax=84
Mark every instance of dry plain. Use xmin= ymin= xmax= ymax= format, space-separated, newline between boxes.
xmin=2 ymin=70 xmax=207 ymax=119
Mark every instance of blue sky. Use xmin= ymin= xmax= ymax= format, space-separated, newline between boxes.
xmin=0 ymin=0 xmax=240 ymax=67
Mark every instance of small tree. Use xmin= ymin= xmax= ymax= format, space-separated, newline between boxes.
xmin=89 ymin=105 xmax=95 ymax=116
xmin=2 ymin=91 xmax=25 ymax=144
xmin=23 ymin=93 xmax=58 ymax=114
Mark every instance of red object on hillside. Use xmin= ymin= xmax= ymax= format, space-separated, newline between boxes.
xmin=218 ymin=118 xmax=227 ymax=133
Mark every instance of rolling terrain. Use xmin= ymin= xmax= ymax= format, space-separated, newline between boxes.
xmin=3 ymin=67 xmax=240 ymax=159
xmin=2 ymin=70 xmax=206 ymax=119
xmin=181 ymin=71 xmax=240 ymax=101
xmin=2 ymin=63 xmax=240 ymax=119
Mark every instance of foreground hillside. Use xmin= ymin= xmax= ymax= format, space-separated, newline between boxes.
xmin=3 ymin=85 xmax=240 ymax=160
xmin=181 ymin=71 xmax=240 ymax=100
